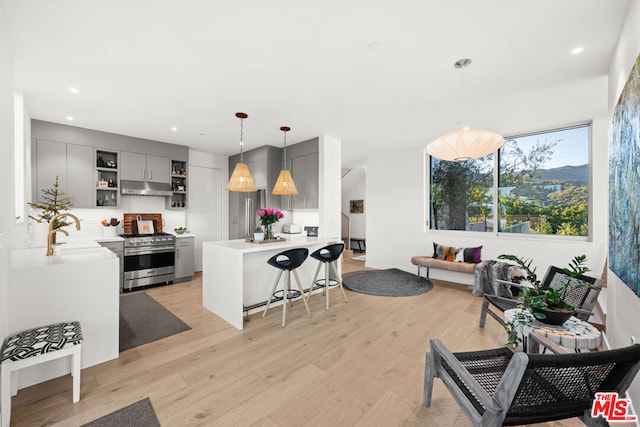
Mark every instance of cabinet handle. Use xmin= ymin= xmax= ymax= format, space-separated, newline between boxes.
xmin=176 ymin=249 xmax=180 ymax=259
xmin=149 ymin=170 xmax=152 ymax=180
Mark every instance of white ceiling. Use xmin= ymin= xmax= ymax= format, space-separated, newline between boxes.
xmin=1 ymin=0 xmax=630 ymax=167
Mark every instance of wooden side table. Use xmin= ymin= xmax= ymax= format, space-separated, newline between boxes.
xmin=505 ymin=308 xmax=601 ymax=352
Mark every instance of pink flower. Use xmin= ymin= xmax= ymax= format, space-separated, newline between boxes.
xmin=257 ymin=207 xmax=284 ymax=227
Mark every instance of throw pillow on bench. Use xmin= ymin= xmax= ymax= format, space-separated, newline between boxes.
xmin=433 ymin=242 xmax=482 ymax=264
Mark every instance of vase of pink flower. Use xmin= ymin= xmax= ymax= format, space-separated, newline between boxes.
xmin=257 ymin=208 xmax=284 ymax=240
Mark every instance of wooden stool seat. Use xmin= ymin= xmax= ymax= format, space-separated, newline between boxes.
xmin=1 ymin=321 xmax=82 ymax=426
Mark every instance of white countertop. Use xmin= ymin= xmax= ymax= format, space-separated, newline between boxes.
xmin=205 ymin=236 xmax=340 ymax=254
xmin=10 ymin=245 xmax=115 ymax=270
xmin=169 ymin=231 xmax=195 ymax=238
xmin=95 ymin=236 xmax=125 ymax=243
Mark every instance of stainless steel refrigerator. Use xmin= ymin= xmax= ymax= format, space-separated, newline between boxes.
xmin=229 ymin=189 xmax=266 ymax=239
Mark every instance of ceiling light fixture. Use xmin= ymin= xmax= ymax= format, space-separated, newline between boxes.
xmin=171 ymin=126 xmax=178 ymax=132
xmin=426 ymin=58 xmax=505 ymax=162
xmin=69 ymin=87 xmax=79 ymax=94
xmin=66 ymin=116 xmax=74 ymax=121
xmin=272 ymin=126 xmax=298 ymax=195
xmin=227 ymin=112 xmax=256 ymax=192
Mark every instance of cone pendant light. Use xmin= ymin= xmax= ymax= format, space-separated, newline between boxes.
xmin=272 ymin=126 xmax=298 ymax=195
xmin=427 ymin=59 xmax=505 ymax=161
xmin=227 ymin=112 xmax=257 ymax=192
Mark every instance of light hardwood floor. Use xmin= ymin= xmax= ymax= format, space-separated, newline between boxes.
xmin=10 ymin=251 xmax=584 ymax=426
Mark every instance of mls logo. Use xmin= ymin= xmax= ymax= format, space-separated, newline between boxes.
xmin=591 ymin=392 xmax=637 ymax=422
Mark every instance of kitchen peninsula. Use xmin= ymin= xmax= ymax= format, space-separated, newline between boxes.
xmin=6 ymin=243 xmax=119 ymax=390
xmin=202 ymin=236 xmax=341 ymax=329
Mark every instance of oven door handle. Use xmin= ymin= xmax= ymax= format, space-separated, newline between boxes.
xmin=124 ymin=245 xmax=175 ymax=255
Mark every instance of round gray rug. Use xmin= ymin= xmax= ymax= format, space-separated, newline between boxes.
xmin=342 ymin=268 xmax=433 ymax=297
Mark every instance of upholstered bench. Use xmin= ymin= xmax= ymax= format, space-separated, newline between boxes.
xmin=411 ymin=256 xmax=476 ymax=279
xmin=1 ymin=321 xmax=83 ymax=427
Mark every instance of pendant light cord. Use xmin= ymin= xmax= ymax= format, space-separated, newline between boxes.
xmin=239 ymin=116 xmax=245 ymax=163
xmin=454 ymin=58 xmax=471 ymax=130
xmin=282 ymin=130 xmax=287 ymax=169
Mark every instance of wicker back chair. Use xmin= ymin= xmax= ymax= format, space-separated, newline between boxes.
xmin=479 ymin=265 xmax=603 ymax=328
xmin=423 ymin=335 xmax=640 ymax=426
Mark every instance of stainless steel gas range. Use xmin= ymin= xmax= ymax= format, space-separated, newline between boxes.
xmin=120 ymin=232 xmax=176 ymax=291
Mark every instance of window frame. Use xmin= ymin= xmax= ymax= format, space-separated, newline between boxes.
xmin=426 ymin=122 xmax=593 ymax=242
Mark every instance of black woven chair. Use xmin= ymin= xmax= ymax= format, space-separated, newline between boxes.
xmin=479 ymin=265 xmax=603 ymax=328
xmin=423 ymin=333 xmax=640 ymax=426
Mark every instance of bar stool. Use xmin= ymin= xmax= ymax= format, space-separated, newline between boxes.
xmin=1 ymin=321 xmax=83 ymax=427
xmin=263 ymin=248 xmax=312 ymax=327
xmin=307 ymin=243 xmax=347 ymax=310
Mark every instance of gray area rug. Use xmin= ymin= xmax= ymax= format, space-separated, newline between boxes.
xmin=342 ymin=268 xmax=433 ymax=297
xmin=120 ymin=292 xmax=191 ymax=352
xmin=81 ymin=398 xmax=160 ymax=427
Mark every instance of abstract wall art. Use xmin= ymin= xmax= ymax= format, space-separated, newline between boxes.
xmin=609 ymin=51 xmax=640 ymax=296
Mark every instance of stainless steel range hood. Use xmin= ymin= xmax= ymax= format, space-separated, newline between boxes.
xmin=120 ymin=180 xmax=173 ymax=197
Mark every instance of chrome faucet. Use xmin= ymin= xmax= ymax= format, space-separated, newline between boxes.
xmin=46 ymin=213 xmax=81 ymax=256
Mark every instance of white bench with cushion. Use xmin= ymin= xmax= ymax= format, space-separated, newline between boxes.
xmin=1 ymin=321 xmax=82 ymax=427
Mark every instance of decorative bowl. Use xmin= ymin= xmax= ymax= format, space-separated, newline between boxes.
xmin=174 ymin=228 xmax=187 ymax=235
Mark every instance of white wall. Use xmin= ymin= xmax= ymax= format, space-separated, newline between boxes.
xmin=0 ymin=4 xmax=14 ymax=354
xmin=366 ymin=80 xmax=611 ymax=286
xmin=606 ymin=0 xmax=640 ymax=405
xmin=319 ymin=135 xmax=341 ymax=238
xmin=341 ymin=167 xmax=366 ymax=240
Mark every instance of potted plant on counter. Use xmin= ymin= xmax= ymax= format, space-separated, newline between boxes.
xmin=254 ymin=226 xmax=264 ymax=241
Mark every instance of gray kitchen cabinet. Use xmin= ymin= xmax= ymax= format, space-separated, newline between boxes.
xmin=97 ymin=239 xmax=124 ymax=292
xmin=121 ymin=151 xmax=170 ymax=183
xmin=146 ymin=154 xmax=171 ymax=183
xmin=66 ymin=144 xmax=94 ymax=208
xmin=175 ymin=236 xmax=195 ymax=281
xmin=34 ymin=139 xmax=94 ymax=208
xmin=35 ymin=139 xmax=67 ymax=203
xmin=281 ymin=139 xmax=319 ymax=209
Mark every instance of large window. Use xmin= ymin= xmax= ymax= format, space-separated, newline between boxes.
xmin=429 ymin=124 xmax=590 ymax=237
xmin=430 ymin=154 xmax=494 ymax=231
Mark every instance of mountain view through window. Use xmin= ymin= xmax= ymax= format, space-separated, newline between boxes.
xmin=429 ymin=124 xmax=590 ymax=237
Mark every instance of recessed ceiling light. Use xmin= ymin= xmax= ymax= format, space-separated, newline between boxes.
xmin=66 ymin=116 xmax=74 ymax=121
xmin=171 ymin=126 xmax=178 ymax=132
xmin=366 ymin=42 xmax=380 ymax=50
xmin=199 ymin=133 xmax=207 ymax=136
xmin=69 ymin=87 xmax=79 ymax=94
xmin=571 ymin=46 xmax=584 ymax=55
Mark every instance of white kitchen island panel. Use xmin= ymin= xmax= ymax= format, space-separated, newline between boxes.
xmin=7 ymin=247 xmax=119 ymax=390
xmin=203 ymin=237 xmax=341 ymax=329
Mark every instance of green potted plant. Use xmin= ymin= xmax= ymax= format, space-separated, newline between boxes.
xmin=498 ymin=254 xmax=595 ymax=347
xmin=254 ymin=226 xmax=264 ymax=241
